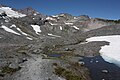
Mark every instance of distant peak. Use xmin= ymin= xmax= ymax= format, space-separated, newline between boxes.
xmin=0 ymin=4 xmax=7 ymax=7
xmin=77 ymin=15 xmax=90 ymax=20
xmin=22 ymin=7 xmax=35 ymax=11
xmin=19 ymin=7 xmax=39 ymax=16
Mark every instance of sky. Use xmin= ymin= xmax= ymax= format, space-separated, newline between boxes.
xmin=0 ymin=0 xmax=120 ymax=20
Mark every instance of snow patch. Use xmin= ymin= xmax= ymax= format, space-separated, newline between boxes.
xmin=46 ymin=17 xmax=56 ymax=21
xmin=49 ymin=22 xmax=57 ymax=26
xmin=60 ymin=14 xmax=65 ymax=16
xmin=34 ymin=13 xmax=37 ymax=16
xmin=1 ymin=25 xmax=21 ymax=35
xmin=31 ymin=25 xmax=41 ymax=34
xmin=52 ymin=15 xmax=59 ymax=17
xmin=26 ymin=37 xmax=33 ymax=40
xmin=48 ymin=33 xmax=61 ymax=37
xmin=74 ymin=17 xmax=77 ymax=19
xmin=0 ymin=7 xmax=26 ymax=18
xmin=72 ymin=26 xmax=79 ymax=30
xmin=5 ymin=20 xmax=9 ymax=22
xmin=10 ymin=24 xmax=28 ymax=36
xmin=10 ymin=24 xmax=16 ymax=28
xmin=65 ymin=22 xmax=73 ymax=25
xmin=60 ymin=26 xmax=62 ymax=30
xmin=16 ymin=28 xmax=28 ymax=36
xmin=86 ymin=35 xmax=120 ymax=67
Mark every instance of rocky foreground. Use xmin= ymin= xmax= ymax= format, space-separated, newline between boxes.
xmin=0 ymin=5 xmax=120 ymax=80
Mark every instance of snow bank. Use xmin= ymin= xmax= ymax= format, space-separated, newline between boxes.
xmin=0 ymin=7 xmax=26 ymax=18
xmin=86 ymin=35 xmax=120 ymax=67
xmin=31 ymin=25 xmax=41 ymax=34
xmin=1 ymin=25 xmax=20 ymax=35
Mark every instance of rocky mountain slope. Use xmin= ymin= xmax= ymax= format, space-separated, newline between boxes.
xmin=0 ymin=5 xmax=120 ymax=80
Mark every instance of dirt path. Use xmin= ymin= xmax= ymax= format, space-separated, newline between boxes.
xmin=8 ymin=54 xmax=65 ymax=80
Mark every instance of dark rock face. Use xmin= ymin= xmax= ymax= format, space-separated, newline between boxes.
xmin=19 ymin=7 xmax=39 ymax=16
xmin=0 ymin=5 xmax=120 ymax=80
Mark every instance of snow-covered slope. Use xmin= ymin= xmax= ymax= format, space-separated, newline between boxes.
xmin=0 ymin=7 xmax=26 ymax=18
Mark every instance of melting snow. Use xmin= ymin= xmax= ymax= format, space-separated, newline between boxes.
xmin=16 ymin=28 xmax=28 ymax=36
xmin=10 ymin=24 xmax=16 ymax=28
xmin=72 ymin=26 xmax=79 ymax=30
xmin=10 ymin=24 xmax=28 ymax=36
xmin=86 ymin=35 xmax=120 ymax=67
xmin=34 ymin=13 xmax=37 ymax=16
xmin=31 ymin=25 xmax=41 ymax=34
xmin=49 ymin=22 xmax=57 ymax=26
xmin=0 ymin=7 xmax=26 ymax=18
xmin=60 ymin=26 xmax=62 ymax=30
xmin=60 ymin=14 xmax=65 ymax=16
xmin=46 ymin=17 xmax=56 ymax=21
xmin=74 ymin=17 xmax=77 ymax=19
xmin=48 ymin=33 xmax=61 ymax=37
xmin=1 ymin=25 xmax=20 ymax=35
xmin=26 ymin=37 xmax=33 ymax=40
xmin=65 ymin=22 xmax=73 ymax=25
xmin=5 ymin=20 xmax=9 ymax=22
xmin=52 ymin=15 xmax=59 ymax=17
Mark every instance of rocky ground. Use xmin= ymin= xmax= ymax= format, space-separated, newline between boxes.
xmin=0 ymin=5 xmax=120 ymax=80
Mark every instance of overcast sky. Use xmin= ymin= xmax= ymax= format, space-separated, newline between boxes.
xmin=1 ymin=0 xmax=120 ymax=19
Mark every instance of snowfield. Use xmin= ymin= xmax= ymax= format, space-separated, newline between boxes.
xmin=1 ymin=25 xmax=21 ymax=35
xmin=86 ymin=35 xmax=120 ymax=67
xmin=31 ymin=25 xmax=41 ymax=34
xmin=0 ymin=7 xmax=26 ymax=18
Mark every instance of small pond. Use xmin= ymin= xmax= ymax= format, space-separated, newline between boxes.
xmin=47 ymin=54 xmax=62 ymax=57
xmin=80 ymin=56 xmax=120 ymax=80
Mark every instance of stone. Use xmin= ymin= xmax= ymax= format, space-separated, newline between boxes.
xmin=9 ymin=63 xmax=19 ymax=69
xmin=102 ymin=70 xmax=108 ymax=73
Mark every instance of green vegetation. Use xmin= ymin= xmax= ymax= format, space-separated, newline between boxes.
xmin=54 ymin=66 xmax=82 ymax=80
